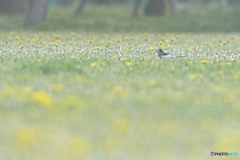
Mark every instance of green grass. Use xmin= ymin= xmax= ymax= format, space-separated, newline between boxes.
xmin=1 ymin=4 xmax=240 ymax=32
xmin=0 ymin=31 xmax=240 ymax=159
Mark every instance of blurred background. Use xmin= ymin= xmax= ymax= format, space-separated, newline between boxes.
xmin=0 ymin=0 xmax=239 ymax=32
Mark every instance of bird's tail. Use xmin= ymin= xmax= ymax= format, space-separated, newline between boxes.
xmin=177 ymin=56 xmax=186 ymax=58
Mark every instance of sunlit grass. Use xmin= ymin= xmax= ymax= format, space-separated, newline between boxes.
xmin=0 ymin=31 xmax=240 ymax=159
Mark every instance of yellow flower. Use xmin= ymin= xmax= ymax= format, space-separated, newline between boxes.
xmin=100 ymin=62 xmax=106 ymax=66
xmin=105 ymin=43 xmax=109 ymax=47
xmin=112 ymin=86 xmax=128 ymax=98
xmin=120 ymin=58 xmax=128 ymax=61
xmin=21 ymin=74 xmax=30 ymax=81
xmin=20 ymin=45 xmax=24 ymax=49
xmin=32 ymin=91 xmax=53 ymax=108
xmin=171 ymin=38 xmax=175 ymax=41
xmin=150 ymin=79 xmax=157 ymax=86
xmin=42 ymin=45 xmax=49 ymax=50
xmin=150 ymin=47 xmax=156 ymax=50
xmin=93 ymin=46 xmax=100 ymax=50
xmin=53 ymin=84 xmax=63 ymax=93
xmin=229 ymin=58 xmax=234 ymax=62
xmin=126 ymin=62 xmax=133 ymax=66
xmin=64 ymin=96 xmax=87 ymax=110
xmin=15 ymin=36 xmax=20 ymax=40
xmin=91 ymin=62 xmax=97 ymax=67
xmin=164 ymin=40 xmax=169 ymax=43
xmin=220 ymin=62 xmax=231 ymax=66
xmin=167 ymin=45 xmax=171 ymax=48
xmin=239 ymin=54 xmax=240 ymax=57
xmin=124 ymin=47 xmax=131 ymax=50
xmin=70 ymin=138 xmax=92 ymax=157
xmin=7 ymin=36 xmax=13 ymax=41
xmin=53 ymin=43 xmax=58 ymax=47
xmin=124 ymin=37 xmax=129 ymax=41
xmin=201 ymin=60 xmax=209 ymax=64
xmin=1 ymin=86 xmax=15 ymax=99
xmin=159 ymin=41 xmax=163 ymax=45
xmin=117 ymin=38 xmax=122 ymax=42
xmin=89 ymin=40 xmax=93 ymax=43
xmin=144 ymin=56 xmax=151 ymax=59
xmin=205 ymin=42 xmax=209 ymax=45
xmin=220 ymin=42 xmax=226 ymax=45
xmin=187 ymin=47 xmax=194 ymax=51
xmin=17 ymin=129 xmax=36 ymax=148
xmin=112 ymin=119 xmax=130 ymax=135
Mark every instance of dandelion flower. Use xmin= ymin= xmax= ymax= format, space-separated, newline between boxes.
xmin=126 ymin=62 xmax=133 ymax=66
xmin=229 ymin=58 xmax=234 ymax=62
xmin=164 ymin=40 xmax=169 ymax=43
xmin=53 ymin=84 xmax=63 ymax=93
xmin=120 ymin=58 xmax=128 ymax=61
xmin=144 ymin=56 xmax=151 ymax=59
xmin=150 ymin=47 xmax=155 ymax=50
xmin=32 ymin=91 xmax=53 ymax=108
xmin=124 ymin=47 xmax=131 ymax=50
xmin=20 ymin=45 xmax=24 ymax=49
xmin=53 ymin=43 xmax=58 ymax=47
xmin=201 ymin=60 xmax=209 ymax=64
xmin=42 ymin=45 xmax=49 ymax=50
xmin=93 ymin=47 xmax=100 ymax=50
xmin=100 ymin=62 xmax=106 ymax=66
xmin=91 ymin=62 xmax=97 ymax=67
xmin=188 ymin=48 xmax=194 ymax=51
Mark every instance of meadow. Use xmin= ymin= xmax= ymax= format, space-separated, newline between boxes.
xmin=0 ymin=31 xmax=239 ymax=160
xmin=0 ymin=4 xmax=240 ymax=160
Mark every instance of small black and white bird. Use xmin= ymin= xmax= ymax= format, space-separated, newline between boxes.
xmin=156 ymin=49 xmax=186 ymax=59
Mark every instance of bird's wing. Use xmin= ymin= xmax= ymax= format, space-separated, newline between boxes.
xmin=162 ymin=52 xmax=169 ymax=55
xmin=161 ymin=55 xmax=177 ymax=59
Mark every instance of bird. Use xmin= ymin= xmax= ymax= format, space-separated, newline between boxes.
xmin=155 ymin=49 xmax=186 ymax=59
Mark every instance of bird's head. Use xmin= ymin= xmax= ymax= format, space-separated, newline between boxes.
xmin=155 ymin=49 xmax=163 ymax=55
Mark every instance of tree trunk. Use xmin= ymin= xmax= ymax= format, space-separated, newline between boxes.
xmin=132 ymin=0 xmax=141 ymax=17
xmin=169 ymin=0 xmax=177 ymax=16
xmin=75 ymin=0 xmax=88 ymax=15
xmin=144 ymin=0 xmax=165 ymax=16
xmin=25 ymin=0 xmax=50 ymax=27
xmin=0 ymin=0 xmax=27 ymax=14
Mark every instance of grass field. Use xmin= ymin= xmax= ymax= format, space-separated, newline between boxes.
xmin=0 ymin=3 xmax=240 ymax=159
xmin=0 ymin=31 xmax=239 ymax=159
